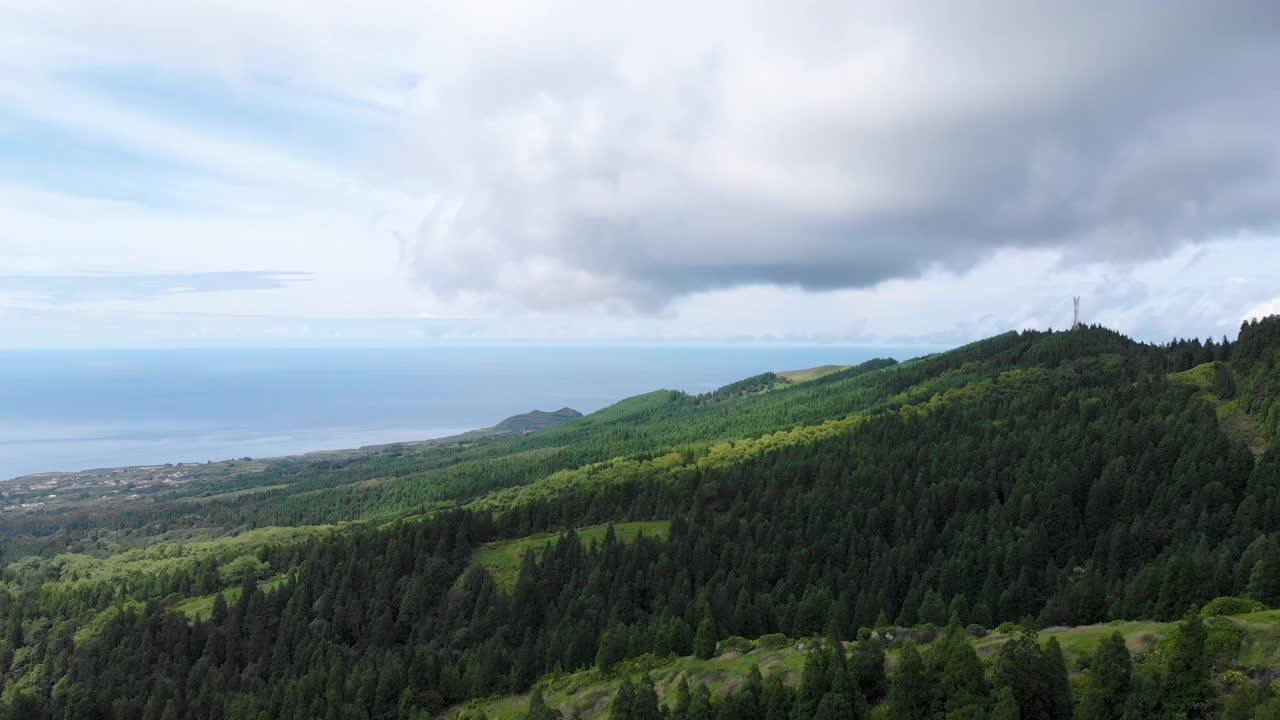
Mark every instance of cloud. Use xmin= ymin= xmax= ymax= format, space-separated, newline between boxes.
xmin=0 ymin=272 xmax=310 ymax=305
xmin=1245 ymin=297 xmax=1280 ymax=323
xmin=3 ymin=2 xmax=1279 ymax=347
xmin=394 ymin=2 xmax=1280 ymax=310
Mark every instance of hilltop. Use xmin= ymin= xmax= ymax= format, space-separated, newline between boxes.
xmin=494 ymin=407 xmax=584 ymax=433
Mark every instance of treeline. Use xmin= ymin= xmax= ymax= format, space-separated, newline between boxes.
xmin=591 ymin=609 xmax=1253 ymax=720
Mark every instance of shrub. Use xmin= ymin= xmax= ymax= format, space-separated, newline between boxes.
xmin=1219 ymin=669 xmax=1248 ymax=689
xmin=755 ymin=633 xmax=789 ymax=649
xmin=218 ymin=554 xmax=269 ymax=583
xmin=1204 ymin=618 xmax=1246 ymax=670
xmin=909 ymin=624 xmax=941 ymax=643
xmin=1200 ymin=596 xmax=1266 ymax=617
xmin=1148 ymin=617 xmax=1244 ymax=672
xmin=717 ymin=636 xmax=754 ymax=654
xmin=965 ymin=624 xmax=989 ymax=638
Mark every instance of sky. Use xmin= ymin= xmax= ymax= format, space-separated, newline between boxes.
xmin=1 ymin=1 xmax=1279 ymax=348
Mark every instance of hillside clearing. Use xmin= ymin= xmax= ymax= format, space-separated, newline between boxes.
xmin=776 ymin=365 xmax=851 ymax=383
xmin=1170 ymin=361 xmax=1265 ymax=456
xmin=172 ymin=574 xmax=290 ymax=621
xmin=467 ymin=520 xmax=671 ymax=592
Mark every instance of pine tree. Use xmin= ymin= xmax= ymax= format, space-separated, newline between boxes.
xmin=1043 ymin=638 xmax=1074 ymax=720
xmin=1247 ymin=551 xmax=1280 ymax=606
xmin=887 ymin=643 xmax=929 ymax=720
xmin=612 ymin=678 xmax=636 ymax=720
xmin=850 ymin=638 xmax=887 ymax=704
xmin=1219 ymin=687 xmax=1253 ymax=720
xmin=794 ymin=646 xmax=828 ymax=720
xmin=673 ymin=678 xmax=692 ymax=720
xmin=719 ymin=694 xmax=745 ymax=720
xmin=763 ymin=676 xmax=791 ymax=720
xmin=598 ymin=626 xmax=630 ymax=672
xmin=399 ymin=687 xmax=431 ymax=720
xmin=527 ymin=687 xmax=562 ymax=720
xmin=947 ymin=594 xmax=970 ymax=626
xmin=930 ymin=625 xmax=988 ymax=718
xmin=694 ymin=618 xmax=718 ymax=660
xmin=687 ymin=684 xmax=712 ymax=720
xmin=632 ymin=675 xmax=662 ymax=720
xmin=988 ymin=687 xmax=1019 ymax=720
xmin=746 ymin=664 xmax=765 ymax=719
xmin=1161 ymin=609 xmax=1213 ymax=718
xmin=814 ymin=693 xmax=852 ymax=720
xmin=1076 ymin=632 xmax=1131 ymax=720
xmin=917 ymin=590 xmax=946 ymax=627
xmin=1119 ymin=671 xmax=1164 ymax=720
xmin=994 ymin=631 xmax=1071 ymax=720
xmin=1215 ymin=363 xmax=1237 ymax=400
xmin=655 ymin=615 xmax=693 ymax=657
xmin=212 ymin=592 xmax=228 ymax=625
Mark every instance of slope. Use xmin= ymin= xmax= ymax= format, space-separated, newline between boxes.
xmin=460 ymin=604 xmax=1280 ymax=720
xmin=6 ymin=322 xmax=1280 ymax=718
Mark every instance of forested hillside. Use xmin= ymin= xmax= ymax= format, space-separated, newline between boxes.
xmin=5 ymin=318 xmax=1280 ymax=719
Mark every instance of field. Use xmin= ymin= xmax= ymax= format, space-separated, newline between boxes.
xmin=776 ymin=365 xmax=851 ymax=383
xmin=467 ymin=520 xmax=671 ymax=592
xmin=1170 ymin=362 xmax=1265 ymax=456
xmin=172 ymin=574 xmax=291 ymax=620
xmin=1231 ymin=609 xmax=1280 ymax=668
xmin=178 ymin=483 xmax=294 ymax=502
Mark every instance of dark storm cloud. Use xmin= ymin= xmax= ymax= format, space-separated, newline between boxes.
xmin=404 ymin=2 xmax=1280 ymax=310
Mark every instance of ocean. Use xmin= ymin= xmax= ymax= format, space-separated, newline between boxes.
xmin=0 ymin=345 xmax=941 ymax=480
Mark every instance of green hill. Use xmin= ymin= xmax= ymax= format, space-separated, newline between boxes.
xmin=494 ymin=407 xmax=584 ymax=433
xmin=6 ymin=319 xmax=1280 ymax=717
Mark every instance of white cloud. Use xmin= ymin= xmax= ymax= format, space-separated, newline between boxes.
xmin=1245 ymin=297 xmax=1280 ymax=324
xmin=0 ymin=1 xmax=1278 ymax=347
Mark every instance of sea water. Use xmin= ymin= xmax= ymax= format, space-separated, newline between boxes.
xmin=0 ymin=345 xmax=941 ymax=480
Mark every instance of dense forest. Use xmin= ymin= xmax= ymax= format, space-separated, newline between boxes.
xmin=4 ymin=317 xmax=1280 ymax=719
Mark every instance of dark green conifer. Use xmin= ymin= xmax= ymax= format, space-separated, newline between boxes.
xmin=887 ymin=643 xmax=929 ymax=720
xmin=1161 ymin=609 xmax=1213 ymax=717
xmin=694 ymin=618 xmax=718 ymax=660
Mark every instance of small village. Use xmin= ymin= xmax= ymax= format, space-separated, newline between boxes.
xmin=1 ymin=463 xmax=209 ymax=515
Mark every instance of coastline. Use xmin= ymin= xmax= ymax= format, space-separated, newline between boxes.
xmin=0 ymin=407 xmax=581 ymax=517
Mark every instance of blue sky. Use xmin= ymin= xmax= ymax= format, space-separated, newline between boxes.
xmin=2 ymin=2 xmax=1278 ymax=347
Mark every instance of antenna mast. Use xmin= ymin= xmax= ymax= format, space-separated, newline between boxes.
xmin=1072 ymin=297 xmax=1081 ymax=330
